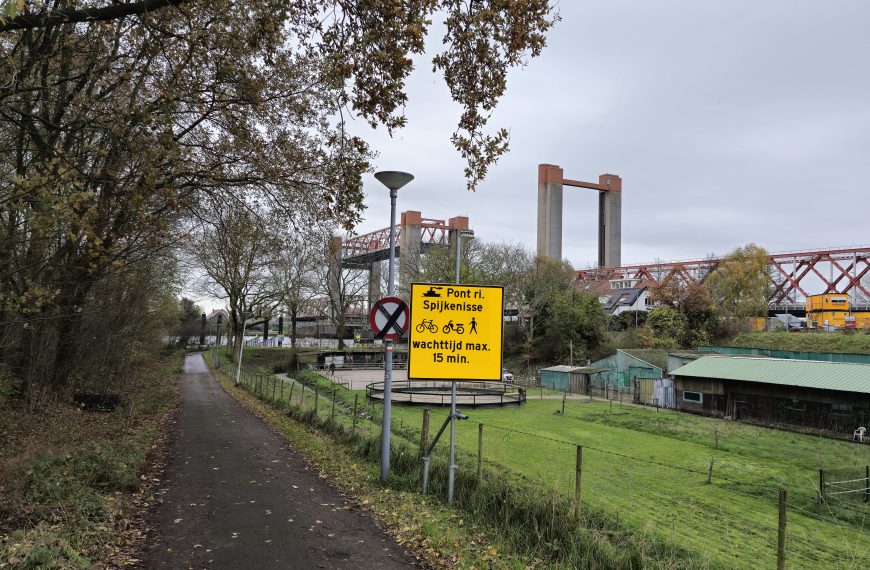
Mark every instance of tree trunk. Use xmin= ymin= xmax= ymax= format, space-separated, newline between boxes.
xmin=336 ymin=316 xmax=345 ymax=349
xmin=232 ymin=329 xmax=244 ymax=363
xmin=50 ymin=284 xmax=90 ymax=390
xmin=290 ymin=309 xmax=298 ymax=349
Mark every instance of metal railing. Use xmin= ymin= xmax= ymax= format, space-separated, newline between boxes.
xmin=365 ymin=380 xmax=526 ymax=407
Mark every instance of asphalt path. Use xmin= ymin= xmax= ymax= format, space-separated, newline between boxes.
xmin=140 ymin=353 xmax=415 ymax=569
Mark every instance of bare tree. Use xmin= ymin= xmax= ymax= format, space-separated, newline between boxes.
xmin=316 ymin=238 xmax=368 ymax=349
xmin=192 ymin=202 xmax=278 ymax=363
xmin=270 ymin=231 xmax=323 ymax=350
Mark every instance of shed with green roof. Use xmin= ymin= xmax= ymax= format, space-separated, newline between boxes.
xmin=670 ymin=356 xmax=870 ymax=433
xmin=589 ymin=349 xmax=667 ymax=390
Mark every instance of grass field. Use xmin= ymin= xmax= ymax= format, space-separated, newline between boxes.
xmin=388 ymin=397 xmax=870 ymax=569
xmin=232 ymin=348 xmax=870 ymax=568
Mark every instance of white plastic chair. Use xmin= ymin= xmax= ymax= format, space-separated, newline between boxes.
xmin=854 ymin=427 xmax=866 ymax=443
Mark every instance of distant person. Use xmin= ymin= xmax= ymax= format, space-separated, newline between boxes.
xmin=329 ymin=362 xmax=336 ymax=377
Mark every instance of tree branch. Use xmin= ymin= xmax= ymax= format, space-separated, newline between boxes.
xmin=0 ymin=0 xmax=188 ymax=32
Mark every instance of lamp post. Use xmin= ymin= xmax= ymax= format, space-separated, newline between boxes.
xmin=374 ymin=170 xmax=414 ymax=483
xmin=448 ymin=228 xmax=474 ymax=504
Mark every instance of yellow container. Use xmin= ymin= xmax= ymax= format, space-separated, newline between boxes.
xmin=805 ymin=294 xmax=849 ymax=312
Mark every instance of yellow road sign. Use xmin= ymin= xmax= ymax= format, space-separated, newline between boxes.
xmin=408 ymin=283 xmax=504 ymax=381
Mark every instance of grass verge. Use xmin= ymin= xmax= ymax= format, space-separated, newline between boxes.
xmin=0 ymin=349 xmax=184 ymax=569
xmin=727 ymin=331 xmax=870 ymax=354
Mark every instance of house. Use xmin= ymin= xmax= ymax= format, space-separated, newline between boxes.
xmin=575 ymin=278 xmax=650 ymax=316
xmin=670 ymin=356 xmax=870 ymax=433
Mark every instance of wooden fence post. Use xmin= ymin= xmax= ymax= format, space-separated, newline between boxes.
xmin=331 ymin=388 xmax=336 ymax=420
xmin=314 ymin=386 xmax=319 ymax=417
xmin=706 ymin=458 xmax=714 ymax=484
xmin=420 ymin=409 xmax=430 ymax=457
xmin=561 ymin=391 xmax=566 ymax=416
xmin=272 ymin=377 xmax=277 ymax=402
xmin=777 ymin=489 xmax=787 ymax=570
xmin=300 ymin=384 xmax=305 ymax=406
xmin=818 ymin=469 xmax=826 ymax=510
xmin=280 ymin=378 xmax=284 ymax=403
xmin=572 ymin=445 xmax=583 ymax=518
xmin=477 ymin=423 xmax=484 ymax=482
xmin=289 ymin=383 xmax=295 ymax=406
xmin=353 ymin=394 xmax=360 ymax=431
xmin=865 ymin=466 xmax=869 ymax=503
xmin=715 ymin=427 xmax=719 ymax=450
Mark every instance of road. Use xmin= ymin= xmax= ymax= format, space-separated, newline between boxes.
xmin=140 ymin=353 xmax=416 ymax=569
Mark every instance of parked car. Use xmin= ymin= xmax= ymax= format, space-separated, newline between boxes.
xmin=502 ymin=369 xmax=514 ymax=383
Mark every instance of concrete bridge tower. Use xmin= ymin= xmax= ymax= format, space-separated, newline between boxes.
xmin=536 ymin=164 xmax=621 ymax=267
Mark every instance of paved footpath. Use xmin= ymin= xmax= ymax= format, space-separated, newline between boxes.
xmin=140 ymin=354 xmax=416 ymax=569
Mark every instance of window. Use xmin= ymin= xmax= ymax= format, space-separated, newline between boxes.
xmin=682 ymin=391 xmax=703 ymax=403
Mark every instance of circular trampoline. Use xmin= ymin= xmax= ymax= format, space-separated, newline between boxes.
xmin=366 ymin=380 xmax=526 ymax=407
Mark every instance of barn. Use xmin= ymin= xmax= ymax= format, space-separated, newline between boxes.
xmin=670 ymin=356 xmax=870 ymax=434
xmin=589 ymin=349 xmax=667 ymax=390
xmin=540 ymin=365 xmax=609 ymax=394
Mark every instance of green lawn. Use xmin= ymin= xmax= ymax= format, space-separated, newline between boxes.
xmin=389 ymin=397 xmax=870 ymax=569
xmin=228 ymin=347 xmax=870 ymax=568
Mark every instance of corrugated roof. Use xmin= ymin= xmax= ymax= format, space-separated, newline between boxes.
xmin=620 ymin=349 xmax=668 ymax=371
xmin=541 ymin=365 xmax=610 ymax=374
xmin=670 ymin=356 xmax=870 ymax=394
xmin=541 ymin=365 xmax=580 ymax=373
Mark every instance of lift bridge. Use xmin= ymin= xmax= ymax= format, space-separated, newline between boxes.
xmin=577 ymin=245 xmax=870 ymax=312
xmin=330 ymin=211 xmax=471 ymax=311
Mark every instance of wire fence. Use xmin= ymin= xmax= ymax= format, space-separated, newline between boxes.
xmin=209 ymin=350 xmax=870 ymax=569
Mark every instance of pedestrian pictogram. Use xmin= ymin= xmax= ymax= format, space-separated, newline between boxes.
xmin=408 ymin=283 xmax=504 ymax=381
xmin=369 ymin=296 xmax=409 ymax=340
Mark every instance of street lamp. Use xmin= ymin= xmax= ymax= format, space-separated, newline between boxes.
xmin=374 ymin=170 xmax=414 ymax=483
xmin=448 ymin=228 xmax=474 ymax=503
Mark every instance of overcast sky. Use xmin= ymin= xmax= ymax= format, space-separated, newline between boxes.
xmin=348 ymin=0 xmax=870 ymax=268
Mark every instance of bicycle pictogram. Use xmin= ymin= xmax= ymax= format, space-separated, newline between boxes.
xmin=415 ymin=319 xmax=438 ymax=333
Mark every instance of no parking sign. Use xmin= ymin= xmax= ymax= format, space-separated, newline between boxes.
xmin=369 ymin=296 xmax=409 ymax=340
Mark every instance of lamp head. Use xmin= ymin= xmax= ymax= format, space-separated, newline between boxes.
xmin=374 ymin=171 xmax=414 ymax=191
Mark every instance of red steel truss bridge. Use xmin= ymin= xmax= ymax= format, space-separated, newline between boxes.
xmin=576 ymin=246 xmax=870 ymax=305
xmin=338 ymin=214 xmax=462 ymax=268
